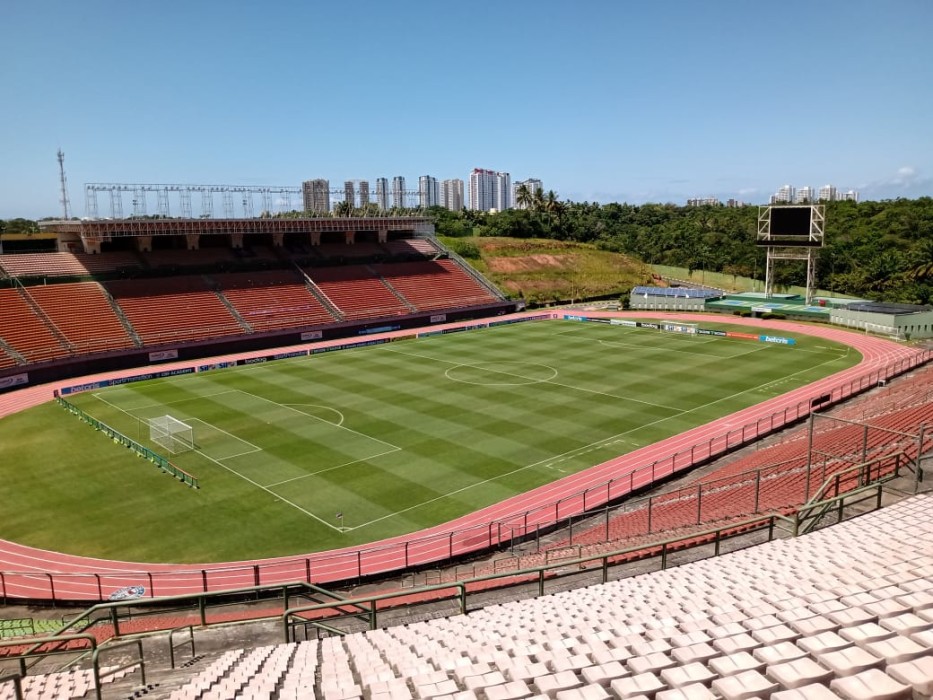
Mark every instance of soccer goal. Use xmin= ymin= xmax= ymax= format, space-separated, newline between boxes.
xmin=149 ymin=415 xmax=195 ymax=454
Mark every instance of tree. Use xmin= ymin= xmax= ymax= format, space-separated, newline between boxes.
xmin=515 ymin=183 xmax=533 ymax=211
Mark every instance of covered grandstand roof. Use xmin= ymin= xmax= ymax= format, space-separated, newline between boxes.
xmin=632 ymin=286 xmax=722 ymax=299
xmin=845 ymin=301 xmax=933 ymax=315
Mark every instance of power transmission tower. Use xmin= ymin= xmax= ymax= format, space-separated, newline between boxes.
xmin=57 ymin=149 xmax=72 ymax=219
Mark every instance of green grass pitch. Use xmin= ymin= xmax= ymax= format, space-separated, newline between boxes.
xmin=0 ymin=320 xmax=859 ymax=563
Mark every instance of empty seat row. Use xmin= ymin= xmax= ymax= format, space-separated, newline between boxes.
xmin=162 ymin=494 xmax=933 ymax=700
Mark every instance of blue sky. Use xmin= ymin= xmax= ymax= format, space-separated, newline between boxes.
xmin=3 ymin=0 xmax=932 ymax=219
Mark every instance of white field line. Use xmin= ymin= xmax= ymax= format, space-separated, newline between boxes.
xmin=383 ymin=346 xmax=686 ymax=413
xmin=597 ymin=337 xmax=770 ymax=360
xmin=263 ymin=446 xmax=401 ymax=488
xmin=232 ymin=389 xmax=401 ymax=452
xmin=190 ymin=445 xmax=344 ymax=531
xmin=346 ymin=348 xmax=848 ymax=530
xmin=281 ymin=403 xmax=345 ymax=427
xmin=92 ymin=389 xmax=238 ymax=413
xmin=184 ymin=418 xmax=262 ymax=460
xmin=89 ymin=392 xmax=339 ymax=529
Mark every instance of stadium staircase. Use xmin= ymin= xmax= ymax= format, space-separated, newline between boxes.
xmin=101 ymin=284 xmax=144 ymax=348
xmin=428 ymin=235 xmax=507 ymax=301
xmin=12 ymin=282 xmax=74 ymax=353
xmin=308 ymin=266 xmax=412 ymax=321
xmin=0 ymin=288 xmax=71 ymax=365
xmin=203 ymin=274 xmax=254 ymax=333
xmin=22 ymin=282 xmax=137 ymax=355
xmin=292 ymin=263 xmax=346 ymax=322
xmin=369 ymin=265 xmax=419 ymax=313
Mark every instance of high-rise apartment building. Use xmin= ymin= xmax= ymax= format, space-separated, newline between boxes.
xmin=419 ymin=176 xmax=439 ymax=208
xmin=359 ymin=181 xmax=370 ymax=206
xmin=392 ymin=176 xmax=406 ymax=209
xmin=773 ymin=185 xmax=795 ymax=204
xmin=302 ymin=179 xmax=330 ymax=214
xmin=818 ymin=185 xmax=837 ymax=202
xmin=375 ymin=178 xmax=388 ymax=211
xmin=495 ymin=172 xmax=512 ymax=211
xmin=469 ymin=169 xmax=511 ymax=211
xmin=513 ymin=179 xmax=542 ymax=209
xmin=794 ymin=186 xmax=814 ymax=204
xmin=440 ymin=179 xmax=464 ymax=211
xmin=343 ymin=181 xmax=356 ymax=209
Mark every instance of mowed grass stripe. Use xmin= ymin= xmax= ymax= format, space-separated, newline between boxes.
xmin=17 ymin=320 xmax=859 ymax=561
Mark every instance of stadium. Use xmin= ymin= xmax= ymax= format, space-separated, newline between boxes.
xmin=1 ymin=217 xmax=932 ymax=699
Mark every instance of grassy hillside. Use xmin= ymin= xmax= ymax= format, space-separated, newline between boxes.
xmin=441 ymin=236 xmax=653 ymax=305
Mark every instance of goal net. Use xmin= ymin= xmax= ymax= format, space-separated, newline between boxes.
xmin=660 ymin=321 xmax=699 ymax=336
xmin=149 ymin=415 xmax=195 ymax=454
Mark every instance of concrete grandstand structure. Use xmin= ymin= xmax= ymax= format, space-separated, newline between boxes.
xmin=0 ymin=218 xmax=512 ymax=389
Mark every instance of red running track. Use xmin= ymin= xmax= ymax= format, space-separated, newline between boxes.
xmin=0 ymin=312 xmax=926 ymax=601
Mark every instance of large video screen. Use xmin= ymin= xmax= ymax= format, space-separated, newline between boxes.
xmin=757 ymin=205 xmax=820 ymax=246
xmin=770 ymin=206 xmax=812 ymax=236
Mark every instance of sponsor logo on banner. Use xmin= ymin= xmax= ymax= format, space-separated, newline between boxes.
xmin=274 ymin=350 xmax=307 ymax=360
xmin=610 ymin=319 xmax=637 ymax=327
xmin=760 ymin=335 xmax=796 ymax=345
xmin=300 ymin=330 xmax=323 ymax=341
xmin=154 ymin=368 xmax=195 ymax=379
xmin=358 ymin=325 xmax=400 ymax=336
xmin=198 ymin=361 xmax=238 ymax=372
xmin=430 ymin=314 xmax=447 ymax=323
xmin=149 ymin=349 xmax=179 ymax=362
xmin=0 ymin=373 xmax=29 ymax=390
xmin=243 ymin=357 xmax=268 ymax=365
xmin=637 ymin=322 xmax=659 ymax=330
xmin=697 ymin=328 xmax=727 ymax=337
xmin=727 ymin=331 xmax=759 ymax=340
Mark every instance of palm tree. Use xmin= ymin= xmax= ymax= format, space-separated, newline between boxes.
xmin=532 ymin=188 xmax=546 ymax=214
xmin=515 ymin=183 xmax=533 ymax=211
xmin=333 ymin=201 xmax=352 ymax=217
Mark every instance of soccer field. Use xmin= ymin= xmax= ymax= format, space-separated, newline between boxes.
xmin=0 ymin=319 xmax=858 ymax=563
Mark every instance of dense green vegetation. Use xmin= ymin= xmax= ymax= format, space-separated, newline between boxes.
xmin=431 ymin=197 xmax=933 ymax=304
xmin=0 ymin=321 xmax=855 ymax=562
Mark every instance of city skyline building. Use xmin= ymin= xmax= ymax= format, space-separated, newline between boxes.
xmin=418 ymin=175 xmax=439 ymax=208
xmin=440 ymin=179 xmax=464 ymax=211
xmin=375 ymin=177 xmax=388 ymax=211
xmin=343 ymin=180 xmax=356 ymax=208
xmin=301 ymin=179 xmax=330 ymax=214
xmin=468 ymin=168 xmax=511 ymax=211
xmin=359 ymin=180 xmax=370 ymax=206
xmin=392 ymin=176 xmax=406 ymax=209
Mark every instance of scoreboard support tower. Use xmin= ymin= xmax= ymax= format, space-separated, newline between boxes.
xmin=757 ymin=204 xmax=825 ymax=305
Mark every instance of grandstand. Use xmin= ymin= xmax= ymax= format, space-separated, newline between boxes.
xmin=0 ymin=218 xmax=512 ymax=387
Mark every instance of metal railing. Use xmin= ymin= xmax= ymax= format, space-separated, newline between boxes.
xmin=0 ymin=634 xmax=145 ymax=700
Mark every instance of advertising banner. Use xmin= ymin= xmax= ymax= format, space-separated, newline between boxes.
xmin=148 ymin=349 xmax=179 ymax=362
